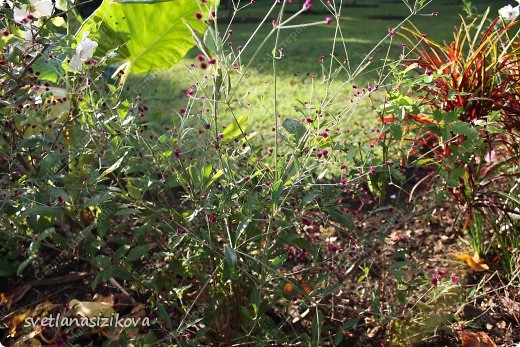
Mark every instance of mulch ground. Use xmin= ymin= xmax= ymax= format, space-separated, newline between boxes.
xmin=1 ymin=189 xmax=519 ymax=346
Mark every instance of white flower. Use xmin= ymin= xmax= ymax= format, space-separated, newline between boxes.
xmin=498 ymin=4 xmax=519 ymax=22
xmin=32 ymin=0 xmax=54 ymax=16
xmin=13 ymin=0 xmax=54 ymax=23
xmin=70 ymin=31 xmax=98 ymax=72
xmin=23 ymin=29 xmax=34 ymax=50
xmin=21 ymin=29 xmax=43 ymax=53
xmin=14 ymin=5 xmax=30 ymax=23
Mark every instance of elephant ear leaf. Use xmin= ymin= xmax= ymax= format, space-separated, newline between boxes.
xmin=77 ymin=0 xmax=218 ymax=74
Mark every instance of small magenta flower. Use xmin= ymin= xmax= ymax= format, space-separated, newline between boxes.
xmin=435 ymin=269 xmax=446 ymax=279
xmin=301 ymin=216 xmax=311 ymax=226
xmin=209 ymin=215 xmax=217 ymax=223
xmin=306 ymin=117 xmax=314 ymax=123
xmin=209 ymin=57 xmax=216 ymax=64
xmin=431 ymin=276 xmax=438 ymax=287
xmin=369 ymin=167 xmax=376 ymax=174
xmin=303 ymin=0 xmax=312 ymax=9
xmin=450 ymin=274 xmax=459 ymax=285
xmin=340 ymin=164 xmax=346 ymax=170
xmin=195 ymin=12 xmax=202 ymax=20
xmin=325 ymin=17 xmax=333 ymax=24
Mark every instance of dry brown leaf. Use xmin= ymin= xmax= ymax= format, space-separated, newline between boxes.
xmin=498 ymin=297 xmax=520 ymax=323
xmin=94 ymin=294 xmax=115 ymax=305
xmin=454 ymin=253 xmax=489 ymax=272
xmin=8 ymin=309 xmax=31 ymax=337
xmin=31 ymin=300 xmax=58 ymax=318
xmin=0 ymin=284 xmax=32 ymax=310
xmin=461 ymin=331 xmax=496 ymax=347
xmin=68 ymin=299 xmax=114 ymax=318
xmin=102 ymin=304 xmax=147 ymax=341
xmin=8 ymin=300 xmax=59 ymax=339
xmin=13 ymin=337 xmax=42 ymax=347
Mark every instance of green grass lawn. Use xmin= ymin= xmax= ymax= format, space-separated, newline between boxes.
xmin=127 ymin=0 xmax=512 ymax=146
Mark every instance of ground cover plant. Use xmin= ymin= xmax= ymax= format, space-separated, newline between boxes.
xmin=0 ymin=0 xmax=519 ymax=346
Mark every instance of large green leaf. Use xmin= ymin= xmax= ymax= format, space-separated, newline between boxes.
xmin=77 ymin=0 xmax=217 ymax=74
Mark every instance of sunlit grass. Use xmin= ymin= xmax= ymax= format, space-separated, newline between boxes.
xmin=128 ymin=0 xmax=510 ymax=148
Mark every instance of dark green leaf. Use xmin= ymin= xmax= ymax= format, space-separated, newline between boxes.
xmin=17 ymin=255 xmax=38 ymax=276
xmin=93 ymin=255 xmax=112 ymax=269
xmin=283 ymin=118 xmax=307 ymax=143
xmin=157 ymin=303 xmax=174 ymax=331
xmin=17 ymin=135 xmax=52 ymax=149
xmin=224 ymin=245 xmax=238 ymax=271
xmin=126 ymin=245 xmax=151 ymax=262
xmin=0 ymin=259 xmax=16 ymax=277
xmin=342 ymin=317 xmax=360 ymax=330
xmin=21 ymin=206 xmax=63 ymax=218
xmin=450 ymin=167 xmax=465 ymax=180
xmin=222 ymin=115 xmax=248 ymax=142
xmin=85 ymin=193 xmax=112 ymax=207
xmin=450 ymin=121 xmax=477 ymax=138
xmin=390 ymin=123 xmax=403 ymax=140
xmin=235 ymin=217 xmax=251 ymax=246
xmin=204 ymin=27 xmax=221 ymax=55
xmin=311 ymin=309 xmax=323 ymax=347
